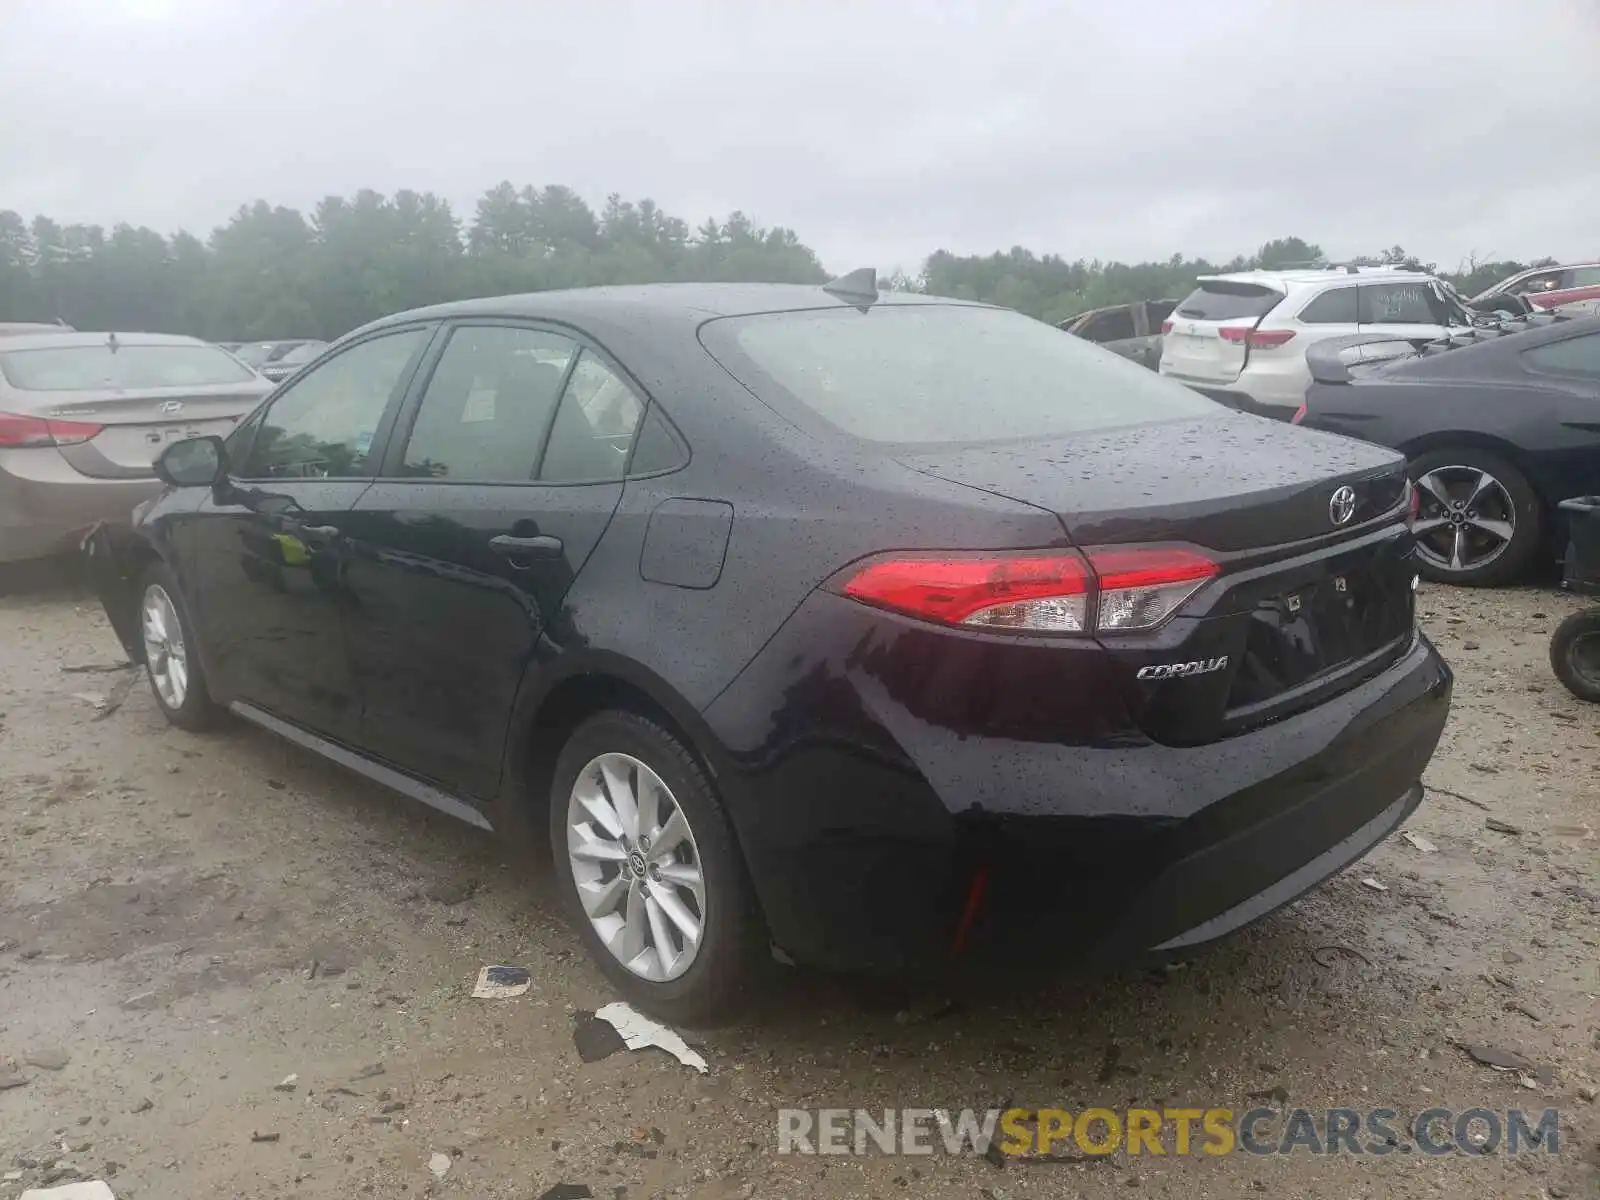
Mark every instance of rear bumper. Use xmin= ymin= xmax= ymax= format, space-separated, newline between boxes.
xmin=0 ymin=448 xmax=160 ymax=563
xmin=704 ymin=592 xmax=1452 ymax=974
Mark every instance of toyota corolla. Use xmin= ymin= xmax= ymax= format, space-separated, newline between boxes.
xmin=83 ymin=273 xmax=1452 ymax=1020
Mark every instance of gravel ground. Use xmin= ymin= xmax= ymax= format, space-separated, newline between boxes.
xmin=0 ymin=567 xmax=1596 ymax=1199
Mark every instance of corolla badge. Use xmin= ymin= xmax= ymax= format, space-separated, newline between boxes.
xmin=159 ymin=400 xmax=184 ymax=415
xmin=1329 ymin=485 xmax=1357 ymax=526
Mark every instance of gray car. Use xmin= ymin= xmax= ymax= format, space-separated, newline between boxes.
xmin=0 ymin=332 xmax=272 ymax=563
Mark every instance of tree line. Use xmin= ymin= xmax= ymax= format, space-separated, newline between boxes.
xmin=0 ymin=186 xmax=1563 ymax=341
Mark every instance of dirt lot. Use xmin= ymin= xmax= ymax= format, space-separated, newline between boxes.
xmin=0 ymin=568 xmax=1596 ymax=1199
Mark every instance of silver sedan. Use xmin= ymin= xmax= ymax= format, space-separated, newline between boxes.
xmin=0 ymin=331 xmax=272 ymax=563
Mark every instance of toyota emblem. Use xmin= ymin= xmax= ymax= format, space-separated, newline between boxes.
xmin=1329 ymin=485 xmax=1357 ymax=526
xmin=159 ymin=400 xmax=184 ymax=416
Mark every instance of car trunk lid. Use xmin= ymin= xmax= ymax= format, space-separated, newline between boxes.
xmin=44 ymin=382 xmax=270 ymax=478
xmin=898 ymin=415 xmax=1417 ymax=743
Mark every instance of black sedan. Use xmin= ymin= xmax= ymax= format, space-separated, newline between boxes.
xmin=83 ymin=274 xmax=1451 ymax=1019
xmin=1298 ymin=313 xmax=1600 ymax=586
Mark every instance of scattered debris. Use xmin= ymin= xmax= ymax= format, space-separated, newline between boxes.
xmin=60 ymin=662 xmax=134 ymax=674
xmin=1401 ymin=831 xmax=1437 ymax=853
xmin=129 ymin=1098 xmax=153 ymax=1114
xmin=250 ymin=1132 xmax=280 ymax=1144
xmin=425 ymin=880 xmax=478 ymax=906
xmin=573 ymin=1012 xmax=628 ymax=1064
xmin=353 ymin=1063 xmax=386 ymax=1080
xmin=428 ymin=1153 xmax=452 ymax=1180
xmin=536 ymin=1186 xmax=593 ymax=1200
xmin=25 ymin=1048 xmax=71 ymax=1071
xmin=1428 ymin=786 xmax=1491 ymax=811
xmin=1360 ymin=877 xmax=1387 ymax=893
xmin=71 ymin=692 xmax=107 ymax=709
xmin=274 ymin=1074 xmax=298 ymax=1093
xmin=1484 ymin=817 xmax=1523 ymax=836
xmin=18 ymin=1183 xmax=117 ymax=1200
xmin=1509 ymin=1002 xmax=1544 ymax=1024
xmin=1578 ymin=1084 xmax=1597 ymax=1103
xmin=1459 ymin=1044 xmax=1534 ymax=1072
xmin=0 ymin=1069 xmax=28 ymax=1090
xmin=471 ymin=965 xmax=532 ymax=1000
xmin=592 ymin=1002 xmax=708 ymax=1074
xmin=1311 ymin=944 xmax=1372 ymax=968
xmin=120 ymin=991 xmax=159 ymax=1012
xmin=1468 ymin=762 xmax=1499 ymax=774
xmin=1503 ymin=950 xmax=1524 ymax=964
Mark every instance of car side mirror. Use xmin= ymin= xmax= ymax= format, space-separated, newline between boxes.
xmin=155 ymin=435 xmax=227 ymax=487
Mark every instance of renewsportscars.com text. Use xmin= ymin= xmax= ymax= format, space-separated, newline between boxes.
xmin=777 ymin=1106 xmax=1561 ymax=1158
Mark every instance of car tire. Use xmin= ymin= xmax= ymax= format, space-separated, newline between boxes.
xmin=1406 ymin=448 xmax=1542 ymax=587
xmin=138 ymin=562 xmax=221 ymax=731
xmin=549 ymin=709 xmax=761 ymax=1024
xmin=1550 ymin=609 xmax=1600 ymax=703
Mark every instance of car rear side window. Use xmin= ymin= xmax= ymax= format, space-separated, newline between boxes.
xmin=401 ymin=326 xmax=578 ymax=481
xmin=701 ymin=304 xmax=1217 ymax=446
xmin=1524 ymin=333 xmax=1600 ymax=378
xmin=242 ymin=328 xmax=426 ymax=479
xmin=538 ymin=351 xmax=644 ymax=483
xmin=0 ymin=343 xmax=258 ymax=390
xmin=1297 ymin=287 xmax=1358 ymax=324
xmin=1174 ymin=281 xmax=1282 ymax=321
xmin=1569 ymin=267 xmax=1600 ymax=287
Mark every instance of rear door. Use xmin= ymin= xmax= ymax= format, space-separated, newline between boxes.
xmin=1159 ymin=280 xmax=1284 ymax=385
xmin=339 ymin=320 xmax=647 ymax=799
xmin=179 ymin=325 xmax=435 ymax=741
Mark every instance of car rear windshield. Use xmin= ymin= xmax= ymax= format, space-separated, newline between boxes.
xmin=1175 ymin=281 xmax=1283 ymax=322
xmin=700 ymin=303 xmax=1217 ymax=446
xmin=0 ymin=343 xmax=259 ymax=391
xmin=277 ymin=341 xmax=328 ymax=365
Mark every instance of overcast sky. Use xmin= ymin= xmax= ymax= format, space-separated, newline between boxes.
xmin=1 ymin=0 xmax=1595 ymax=274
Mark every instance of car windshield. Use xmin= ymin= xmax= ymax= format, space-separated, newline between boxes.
xmin=0 ymin=343 xmax=259 ymax=391
xmin=700 ymin=303 xmax=1217 ymax=446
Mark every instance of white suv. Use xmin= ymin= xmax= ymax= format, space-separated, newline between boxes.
xmin=1158 ymin=267 xmax=1474 ymax=417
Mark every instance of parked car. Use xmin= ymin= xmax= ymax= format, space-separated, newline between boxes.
xmin=83 ymin=276 xmax=1451 ymax=1019
xmin=1296 ymin=313 xmax=1598 ymax=586
xmin=1470 ymin=262 xmax=1600 ymax=317
xmin=0 ymin=332 xmax=272 ymax=564
xmin=1159 ymin=267 xmax=1478 ymax=417
xmin=232 ymin=339 xmax=322 ymax=370
xmin=1058 ymin=300 xmax=1176 ymax=369
xmin=258 ymin=339 xmax=330 ymax=384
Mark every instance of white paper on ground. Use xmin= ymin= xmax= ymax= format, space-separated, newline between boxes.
xmin=595 ymin=1001 xmax=709 ymax=1074
xmin=471 ymin=965 xmax=531 ymax=999
xmin=21 ymin=1182 xmax=118 ymax=1200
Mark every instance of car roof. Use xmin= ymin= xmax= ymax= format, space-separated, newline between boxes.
xmin=0 ymin=331 xmax=216 ymax=352
xmin=360 ymin=282 xmax=969 ymax=339
xmin=1196 ymin=268 xmax=1437 ymax=290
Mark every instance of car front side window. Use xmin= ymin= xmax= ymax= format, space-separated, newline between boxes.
xmin=1524 ymin=333 xmax=1600 ymax=379
xmin=239 ymin=328 xmax=428 ymax=480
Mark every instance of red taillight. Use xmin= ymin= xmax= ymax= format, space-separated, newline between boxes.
xmin=1160 ymin=320 xmax=1173 ymax=334
xmin=0 ymin=411 xmax=105 ymax=448
xmin=833 ymin=545 xmax=1218 ymax=634
xmin=1291 ymin=403 xmax=1307 ymax=425
xmin=1218 ymin=327 xmax=1296 ymax=349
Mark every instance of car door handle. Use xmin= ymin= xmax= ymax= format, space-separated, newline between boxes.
xmin=490 ymin=533 xmax=564 ymax=560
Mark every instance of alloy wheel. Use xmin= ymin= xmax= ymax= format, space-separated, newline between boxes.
xmin=565 ymin=752 xmax=706 ymax=982
xmin=1411 ymin=466 xmax=1516 ymax=575
xmin=141 ymin=583 xmax=189 ymax=710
